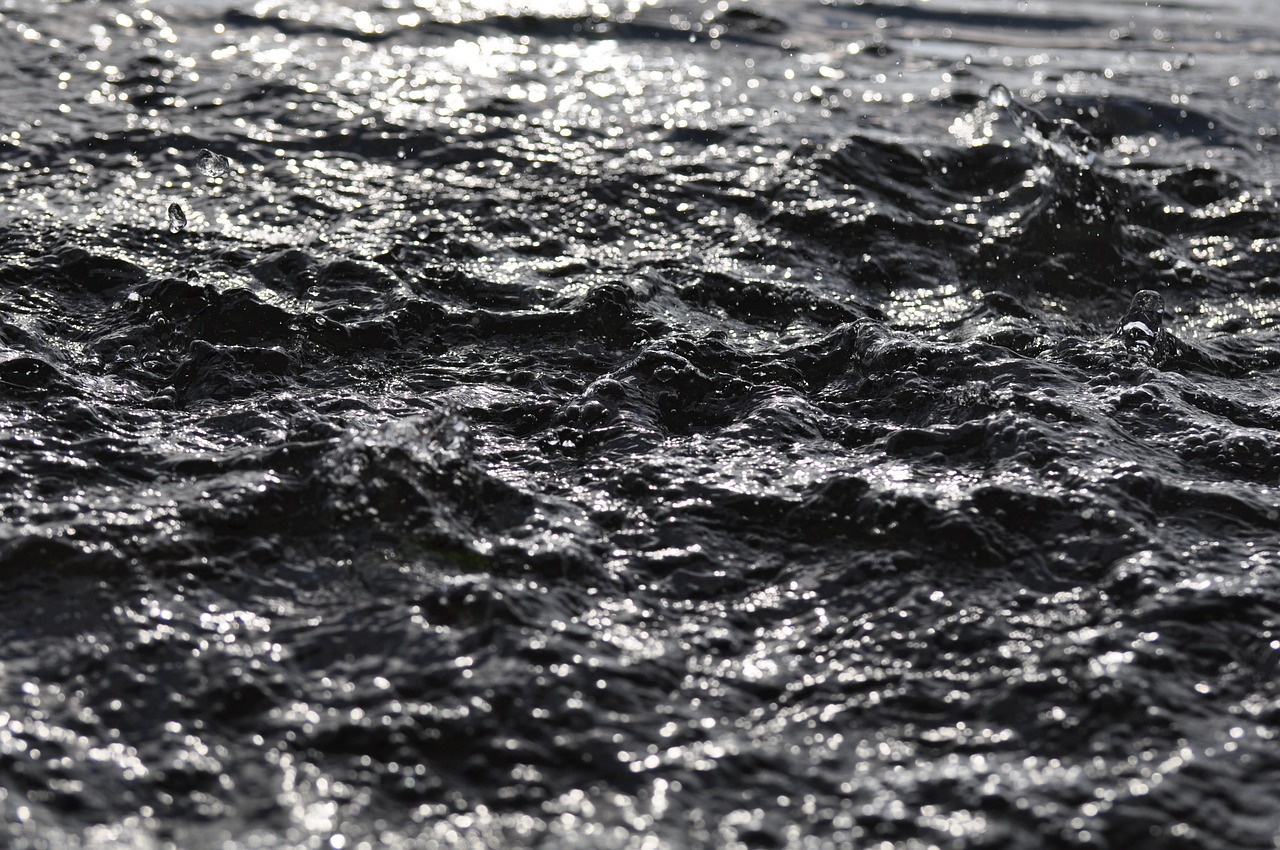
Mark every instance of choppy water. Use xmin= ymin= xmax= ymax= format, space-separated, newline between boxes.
xmin=3 ymin=0 xmax=1280 ymax=847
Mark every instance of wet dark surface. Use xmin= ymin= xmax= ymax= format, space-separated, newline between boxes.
xmin=2 ymin=0 xmax=1280 ymax=847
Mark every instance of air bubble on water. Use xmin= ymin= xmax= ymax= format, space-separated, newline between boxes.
xmin=988 ymin=84 xmax=1012 ymax=108
xmin=197 ymin=148 xmax=230 ymax=177
xmin=168 ymin=202 xmax=187 ymax=233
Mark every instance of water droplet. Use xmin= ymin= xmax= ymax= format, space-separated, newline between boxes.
xmin=197 ymin=148 xmax=230 ymax=177
xmin=167 ymin=203 xmax=187 ymax=233
xmin=988 ymin=84 xmax=1012 ymax=108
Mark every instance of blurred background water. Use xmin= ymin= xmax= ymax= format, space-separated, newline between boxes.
xmin=2 ymin=0 xmax=1280 ymax=848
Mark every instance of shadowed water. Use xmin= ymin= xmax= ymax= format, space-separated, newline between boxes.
xmin=2 ymin=1 xmax=1279 ymax=848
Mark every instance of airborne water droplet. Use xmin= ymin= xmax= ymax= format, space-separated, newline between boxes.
xmin=168 ymin=202 xmax=187 ymax=233
xmin=988 ymin=84 xmax=1012 ymax=108
xmin=197 ymin=148 xmax=230 ymax=177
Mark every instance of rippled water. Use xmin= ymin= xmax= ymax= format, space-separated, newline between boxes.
xmin=3 ymin=0 xmax=1280 ymax=847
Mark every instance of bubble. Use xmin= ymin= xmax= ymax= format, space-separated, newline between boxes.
xmin=988 ymin=84 xmax=1012 ymax=108
xmin=197 ymin=148 xmax=230 ymax=177
xmin=167 ymin=202 xmax=187 ymax=233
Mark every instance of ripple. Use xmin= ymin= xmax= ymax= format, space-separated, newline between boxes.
xmin=3 ymin=0 xmax=1280 ymax=847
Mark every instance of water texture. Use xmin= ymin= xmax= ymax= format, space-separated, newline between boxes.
xmin=2 ymin=0 xmax=1279 ymax=847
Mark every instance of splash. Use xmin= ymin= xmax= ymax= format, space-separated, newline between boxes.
xmin=988 ymin=84 xmax=1099 ymax=169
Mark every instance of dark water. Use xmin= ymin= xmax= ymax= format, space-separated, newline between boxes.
xmin=3 ymin=0 xmax=1280 ymax=847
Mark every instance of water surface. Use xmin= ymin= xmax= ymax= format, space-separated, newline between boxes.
xmin=2 ymin=0 xmax=1279 ymax=847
